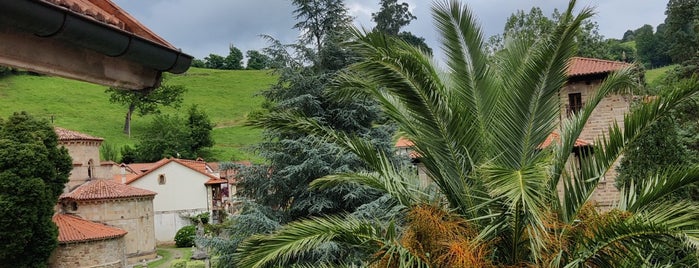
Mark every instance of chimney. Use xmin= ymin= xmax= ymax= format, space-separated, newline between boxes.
xmin=120 ymin=163 xmax=127 ymax=184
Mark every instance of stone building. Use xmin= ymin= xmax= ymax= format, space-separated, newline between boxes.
xmin=55 ymin=127 xmax=117 ymax=192
xmin=59 ymin=179 xmax=157 ymax=264
xmin=49 ymin=213 xmax=127 ymax=268
xmin=396 ymin=57 xmax=632 ymax=209
xmin=562 ymin=57 xmax=632 ymax=207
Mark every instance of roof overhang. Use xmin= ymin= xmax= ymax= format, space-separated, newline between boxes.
xmin=0 ymin=0 xmax=192 ymax=90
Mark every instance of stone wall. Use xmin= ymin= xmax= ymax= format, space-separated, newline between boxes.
xmin=49 ymin=237 xmax=126 ymax=268
xmin=60 ymin=140 xmax=114 ymax=191
xmin=70 ymin=197 xmax=157 ymax=264
xmin=560 ymin=78 xmax=631 ymax=208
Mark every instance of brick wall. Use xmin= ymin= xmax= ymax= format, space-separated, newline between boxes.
xmin=49 ymin=237 xmax=126 ymax=268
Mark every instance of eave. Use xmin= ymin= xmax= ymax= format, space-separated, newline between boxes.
xmin=0 ymin=0 xmax=192 ymax=90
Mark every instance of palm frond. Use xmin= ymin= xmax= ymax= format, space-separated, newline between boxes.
xmin=621 ymin=165 xmax=699 ymax=212
xmin=235 ymin=215 xmax=383 ymax=268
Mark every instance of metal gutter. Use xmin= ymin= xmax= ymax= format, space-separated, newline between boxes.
xmin=0 ymin=0 xmax=192 ymax=74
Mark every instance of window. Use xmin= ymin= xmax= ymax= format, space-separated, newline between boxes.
xmin=87 ymin=159 xmax=94 ymax=179
xmin=568 ymin=93 xmax=583 ymax=116
xmin=158 ymin=174 xmax=166 ymax=185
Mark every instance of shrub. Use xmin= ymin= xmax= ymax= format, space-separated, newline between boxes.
xmin=174 ymin=225 xmax=196 ymax=248
xmin=170 ymin=259 xmax=186 ymax=268
xmin=187 ymin=260 xmax=205 ymax=268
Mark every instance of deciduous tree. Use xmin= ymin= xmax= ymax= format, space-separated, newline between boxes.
xmin=245 ymin=50 xmax=270 ymax=70
xmin=105 ymin=82 xmax=186 ymax=136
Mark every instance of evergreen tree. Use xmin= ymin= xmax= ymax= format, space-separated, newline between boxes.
xmin=186 ymin=105 xmax=215 ymax=157
xmin=0 ymin=112 xmax=71 ymax=266
xmin=208 ymin=0 xmax=394 ymax=266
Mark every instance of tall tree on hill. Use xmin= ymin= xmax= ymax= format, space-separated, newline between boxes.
xmin=224 ymin=44 xmax=244 ymax=70
xmin=245 ymin=50 xmax=270 ymax=70
xmin=488 ymin=7 xmax=609 ymax=59
xmin=204 ymin=54 xmax=226 ymax=69
xmin=372 ymin=0 xmax=432 ymax=54
xmin=0 ymin=112 xmax=71 ymax=266
xmin=664 ymin=0 xmax=699 ymax=64
xmin=373 ymin=0 xmax=415 ymax=35
xmin=635 ymin=24 xmax=672 ymax=68
xmin=105 ymin=82 xmax=186 ymax=136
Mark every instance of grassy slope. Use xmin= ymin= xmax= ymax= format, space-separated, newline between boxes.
xmin=646 ymin=64 xmax=677 ymax=86
xmin=0 ymin=68 xmax=276 ymax=162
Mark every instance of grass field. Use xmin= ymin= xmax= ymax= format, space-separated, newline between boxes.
xmin=646 ymin=64 xmax=677 ymax=86
xmin=0 ymin=68 xmax=276 ymax=162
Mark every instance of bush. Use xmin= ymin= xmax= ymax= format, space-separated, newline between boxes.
xmin=170 ymin=259 xmax=186 ymax=268
xmin=174 ymin=225 xmax=196 ymax=248
xmin=186 ymin=260 xmax=205 ymax=268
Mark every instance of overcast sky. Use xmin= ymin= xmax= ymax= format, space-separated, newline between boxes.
xmin=112 ymin=0 xmax=668 ymax=63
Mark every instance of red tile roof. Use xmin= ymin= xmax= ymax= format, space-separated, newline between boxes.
xmin=61 ymin=179 xmax=156 ymax=201
xmin=54 ymin=127 xmax=104 ymax=142
xmin=538 ymin=132 xmax=592 ymax=149
xmin=567 ymin=57 xmax=630 ymax=77
xmin=395 ymin=137 xmax=415 ymax=148
xmin=40 ymin=0 xmax=176 ymax=50
xmin=205 ymin=178 xmax=228 ymax=185
xmin=53 ymin=214 xmax=127 ymax=244
xmin=118 ymin=158 xmax=219 ymax=184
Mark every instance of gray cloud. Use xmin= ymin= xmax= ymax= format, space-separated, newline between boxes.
xmin=113 ymin=0 xmax=667 ymax=63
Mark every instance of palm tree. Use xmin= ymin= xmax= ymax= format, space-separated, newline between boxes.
xmin=236 ymin=0 xmax=699 ymax=267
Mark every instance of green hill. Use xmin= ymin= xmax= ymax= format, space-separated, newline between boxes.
xmin=0 ymin=68 xmax=276 ymax=162
xmin=646 ymin=64 xmax=677 ymax=86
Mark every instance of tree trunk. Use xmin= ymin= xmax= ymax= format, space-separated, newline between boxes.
xmin=123 ymin=104 xmax=135 ymax=136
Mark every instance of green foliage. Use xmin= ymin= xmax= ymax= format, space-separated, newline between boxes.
xmin=372 ymin=0 xmax=416 ymax=35
xmin=235 ymin=0 xmax=699 ymax=267
xmin=0 ymin=112 xmax=71 ymax=266
xmin=120 ymin=144 xmax=137 ymax=164
xmin=186 ymin=260 xmax=205 ymax=268
xmin=204 ymin=54 xmax=226 ymax=69
xmin=106 ymin=82 xmax=186 ymax=135
xmin=186 ymin=105 xmax=215 ymax=156
xmin=617 ymin=116 xmax=690 ymax=190
xmin=488 ymin=6 xmax=610 ymax=59
xmin=664 ymin=0 xmax=699 ymax=64
xmin=191 ymin=58 xmax=206 ymax=68
xmin=171 ymin=259 xmax=187 ymax=268
xmin=174 ymin=225 xmax=196 ymax=248
xmin=100 ymin=142 xmax=119 ymax=162
xmin=245 ymin=50 xmax=270 ymax=70
xmin=224 ymin=45 xmax=244 ymax=70
xmin=188 ymin=212 xmax=210 ymax=225
xmin=635 ymin=24 xmax=672 ymax=68
xmin=134 ymin=114 xmax=189 ymax=162
xmin=131 ymin=104 xmax=214 ymax=162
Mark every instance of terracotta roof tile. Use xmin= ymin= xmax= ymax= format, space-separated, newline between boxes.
xmin=120 ymin=158 xmax=218 ymax=184
xmin=61 ymin=179 xmax=156 ymax=201
xmin=567 ymin=57 xmax=630 ymax=77
xmin=53 ymin=214 xmax=127 ymax=243
xmin=205 ymin=178 xmax=228 ymax=185
xmin=40 ymin=0 xmax=175 ymax=49
xmin=54 ymin=127 xmax=104 ymax=142
xmin=395 ymin=137 xmax=415 ymax=148
xmin=538 ymin=132 xmax=592 ymax=149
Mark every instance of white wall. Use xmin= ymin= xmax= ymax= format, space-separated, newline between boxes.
xmin=129 ymin=162 xmax=210 ymax=213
